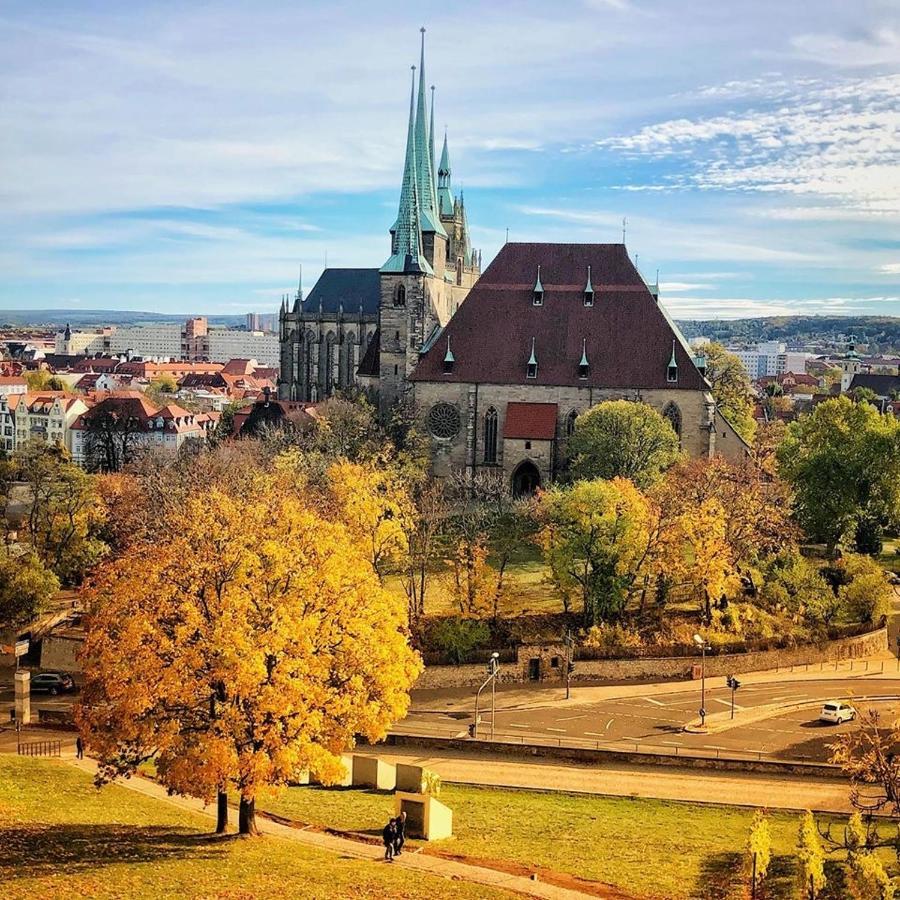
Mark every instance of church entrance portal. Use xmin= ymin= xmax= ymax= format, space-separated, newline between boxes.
xmin=512 ymin=461 xmax=541 ymax=498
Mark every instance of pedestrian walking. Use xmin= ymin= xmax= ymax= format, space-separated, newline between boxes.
xmin=394 ymin=810 xmax=407 ymax=856
xmin=75 ymin=736 xmax=84 ymax=760
xmin=382 ymin=818 xmax=397 ymax=861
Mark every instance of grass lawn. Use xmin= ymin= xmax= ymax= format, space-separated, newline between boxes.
xmin=262 ymin=782 xmax=883 ymax=900
xmin=0 ymin=757 xmax=506 ymax=900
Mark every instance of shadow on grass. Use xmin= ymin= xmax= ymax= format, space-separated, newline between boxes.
xmin=0 ymin=823 xmax=222 ymax=879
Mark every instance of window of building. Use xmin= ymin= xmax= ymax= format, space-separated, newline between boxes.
xmin=662 ymin=402 xmax=682 ymax=437
xmin=456 ymin=258 xmax=463 ymax=286
xmin=667 ymin=341 xmax=678 ymax=383
xmin=426 ymin=402 xmax=462 ymax=440
xmin=394 ymin=284 xmax=406 ymax=307
xmin=533 ymin=265 xmax=544 ymax=306
xmin=524 ymin=440 xmax=532 ymax=450
xmin=565 ymin=409 xmax=578 ymax=437
xmin=483 ymin=407 xmax=498 ymax=463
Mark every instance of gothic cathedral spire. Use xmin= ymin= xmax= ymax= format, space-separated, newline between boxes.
xmin=414 ymin=28 xmax=446 ymax=237
xmin=381 ymin=66 xmax=432 ymax=275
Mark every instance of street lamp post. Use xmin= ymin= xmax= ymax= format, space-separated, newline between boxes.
xmin=563 ymin=628 xmax=574 ymax=701
xmin=693 ymin=634 xmax=709 ymax=729
xmin=472 ymin=652 xmax=500 ymax=740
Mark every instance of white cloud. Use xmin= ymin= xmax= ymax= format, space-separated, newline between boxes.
xmin=665 ymin=295 xmax=900 ymax=319
xmin=878 ymin=263 xmax=900 ymax=275
xmin=791 ymin=27 xmax=900 ymax=68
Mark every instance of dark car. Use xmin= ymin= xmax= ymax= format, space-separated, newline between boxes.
xmin=29 ymin=672 xmax=76 ymax=695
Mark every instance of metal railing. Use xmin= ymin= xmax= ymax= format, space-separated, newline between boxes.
xmin=17 ymin=739 xmax=61 ymax=758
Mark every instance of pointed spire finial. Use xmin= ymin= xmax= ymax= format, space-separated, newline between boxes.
xmin=413 ymin=28 xmax=445 ymax=238
xmin=580 ymin=338 xmax=589 ymax=369
xmin=622 ymin=216 xmax=627 ymax=244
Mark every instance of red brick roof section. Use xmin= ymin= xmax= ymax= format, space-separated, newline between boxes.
xmin=411 ymin=243 xmax=706 ymax=390
xmin=503 ymin=402 xmax=559 ymax=440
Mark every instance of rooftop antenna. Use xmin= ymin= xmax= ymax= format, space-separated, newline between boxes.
xmin=505 ymin=227 xmax=509 ymax=244
xmin=622 ymin=217 xmax=627 ymax=244
xmin=324 ymin=250 xmax=328 ymax=268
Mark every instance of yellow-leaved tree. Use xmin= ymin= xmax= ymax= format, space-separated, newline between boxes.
xmin=76 ymin=476 xmax=422 ymax=835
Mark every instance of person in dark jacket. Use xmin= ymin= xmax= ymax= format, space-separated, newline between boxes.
xmin=394 ymin=810 xmax=407 ymax=856
xmin=382 ymin=818 xmax=397 ymax=861
xmin=75 ymin=736 xmax=84 ymax=759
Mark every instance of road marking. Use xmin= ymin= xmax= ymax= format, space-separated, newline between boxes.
xmin=545 ymin=727 xmax=567 ymax=733
xmin=606 ymin=718 xmax=614 ymax=731
xmin=642 ymin=697 xmax=666 ymax=707
xmin=507 ymin=723 xmax=528 ymax=729
xmin=660 ymin=741 xmax=683 ymax=746
xmin=557 ymin=714 xmax=587 ymax=721
xmin=584 ymin=731 xmax=606 ymax=737
xmin=712 ymin=698 xmax=745 ymax=710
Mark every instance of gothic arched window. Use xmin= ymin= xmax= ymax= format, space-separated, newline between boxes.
xmin=456 ymin=258 xmax=463 ymax=286
xmin=662 ymin=401 xmax=682 ymax=437
xmin=394 ymin=284 xmax=406 ymax=307
xmin=565 ymin=409 xmax=579 ymax=437
xmin=483 ymin=407 xmax=498 ymax=463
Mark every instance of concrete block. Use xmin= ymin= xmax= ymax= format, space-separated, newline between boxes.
xmin=395 ymin=791 xmax=453 ymax=841
xmin=352 ymin=755 xmax=396 ymax=791
xmin=14 ymin=671 xmax=31 ymax=726
xmin=395 ymin=763 xmax=425 ymax=793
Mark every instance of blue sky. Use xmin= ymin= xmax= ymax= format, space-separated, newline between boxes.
xmin=0 ymin=0 xmax=898 ymax=319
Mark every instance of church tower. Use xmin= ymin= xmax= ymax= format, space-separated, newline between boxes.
xmin=379 ymin=29 xmax=480 ymax=411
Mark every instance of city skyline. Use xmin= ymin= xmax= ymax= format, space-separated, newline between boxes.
xmin=1 ymin=0 xmax=898 ymax=318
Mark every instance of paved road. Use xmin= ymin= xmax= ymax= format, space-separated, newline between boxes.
xmin=400 ymin=673 xmax=900 ymax=762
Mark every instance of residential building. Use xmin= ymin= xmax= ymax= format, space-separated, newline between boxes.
xmin=0 ymin=394 xmax=19 ymax=452
xmin=0 ymin=376 xmax=28 ymax=397
xmin=15 ymin=392 xmax=91 ymax=455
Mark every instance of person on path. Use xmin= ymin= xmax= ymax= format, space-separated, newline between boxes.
xmin=382 ymin=818 xmax=397 ymax=861
xmin=394 ymin=810 xmax=407 ymax=856
xmin=75 ymin=736 xmax=84 ymax=759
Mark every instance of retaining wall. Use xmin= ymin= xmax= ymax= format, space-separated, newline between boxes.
xmin=413 ymin=626 xmax=888 ymax=690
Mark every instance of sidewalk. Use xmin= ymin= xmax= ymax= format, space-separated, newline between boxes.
xmin=352 ymin=745 xmax=855 ymax=815
xmin=64 ymin=757 xmax=601 ymax=900
xmin=413 ymin=657 xmax=900 ymax=715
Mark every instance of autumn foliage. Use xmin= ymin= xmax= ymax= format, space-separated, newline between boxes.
xmin=77 ymin=470 xmax=422 ymax=835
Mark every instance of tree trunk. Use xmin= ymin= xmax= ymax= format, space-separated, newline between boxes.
xmin=215 ymin=791 xmax=228 ymax=834
xmin=238 ymin=796 xmax=258 ymax=836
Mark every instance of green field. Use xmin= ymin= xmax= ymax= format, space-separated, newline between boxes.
xmin=0 ymin=757 xmax=505 ymax=900
xmin=262 ymin=782 xmax=876 ymax=900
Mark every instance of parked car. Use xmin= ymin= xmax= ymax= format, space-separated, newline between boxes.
xmin=819 ymin=701 xmax=856 ymax=724
xmin=29 ymin=672 xmax=76 ymax=696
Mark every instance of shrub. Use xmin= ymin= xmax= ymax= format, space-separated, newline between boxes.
xmin=747 ymin=809 xmax=771 ymax=885
xmin=581 ymin=623 xmax=644 ymax=656
xmin=428 ymin=617 xmax=491 ymax=665
xmin=838 ymin=554 xmax=893 ymax=625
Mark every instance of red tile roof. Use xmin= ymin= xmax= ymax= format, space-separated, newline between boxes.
xmin=503 ymin=402 xmax=558 ymax=440
xmin=411 ymin=243 xmax=705 ymax=390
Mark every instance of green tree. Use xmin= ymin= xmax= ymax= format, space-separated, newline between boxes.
xmin=747 ymin=809 xmax=771 ymax=889
xmin=838 ymin=553 xmax=893 ymax=625
xmin=24 ymin=370 xmax=66 ymax=392
xmin=428 ymin=617 xmax=490 ymax=665
xmin=0 ymin=551 xmax=60 ymax=630
xmin=704 ymin=343 xmax=757 ymax=442
xmin=796 ymin=810 xmax=826 ymax=898
xmin=538 ymin=478 xmax=657 ymax=626
xmin=761 ymin=553 xmax=836 ymax=625
xmin=568 ymin=400 xmax=682 ymax=487
xmin=777 ymin=397 xmax=900 ymax=552
xmin=851 ymin=852 xmax=894 ymax=900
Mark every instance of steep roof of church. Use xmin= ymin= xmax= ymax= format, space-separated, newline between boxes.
xmin=306 ymin=268 xmax=381 ymax=316
xmin=413 ymin=30 xmax=446 ymax=238
xmin=411 ymin=243 xmax=708 ymax=390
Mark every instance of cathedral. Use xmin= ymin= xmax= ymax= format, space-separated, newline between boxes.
xmin=279 ymin=32 xmax=749 ymax=493
xmin=279 ymin=30 xmax=480 ymax=408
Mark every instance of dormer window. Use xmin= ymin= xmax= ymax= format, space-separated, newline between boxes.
xmin=526 ymin=337 xmax=538 ymax=379
xmin=443 ymin=336 xmax=455 ymax=375
xmin=579 ymin=338 xmax=590 ymax=380
xmin=583 ymin=265 xmax=594 ymax=307
xmin=532 ymin=265 xmax=544 ymax=306
xmin=667 ymin=341 xmax=678 ymax=384
xmin=694 ymin=354 xmax=707 ymax=377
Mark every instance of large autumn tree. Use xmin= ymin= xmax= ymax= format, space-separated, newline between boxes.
xmin=777 ymin=396 xmax=900 ymax=553
xmin=567 ymin=400 xmax=682 ymax=487
xmin=538 ymin=477 xmax=658 ymax=626
xmin=77 ymin=475 xmax=422 ymax=835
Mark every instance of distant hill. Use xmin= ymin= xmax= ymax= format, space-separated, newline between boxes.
xmin=676 ymin=316 xmax=900 ymax=353
xmin=0 ymin=309 xmax=247 ymax=329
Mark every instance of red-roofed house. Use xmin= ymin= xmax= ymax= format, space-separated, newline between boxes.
xmin=0 ymin=375 xmax=27 ymax=397
xmin=15 ymin=392 xmax=91 ymax=455
xmin=71 ymin=393 xmax=217 ymax=469
xmin=410 ymin=243 xmax=749 ymax=493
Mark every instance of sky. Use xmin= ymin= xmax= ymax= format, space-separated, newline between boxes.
xmin=0 ymin=0 xmax=898 ymax=320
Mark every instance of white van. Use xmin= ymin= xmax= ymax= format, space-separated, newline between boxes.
xmin=819 ymin=701 xmax=856 ymax=724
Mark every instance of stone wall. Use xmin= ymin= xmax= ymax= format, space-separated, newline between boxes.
xmin=413 ymin=626 xmax=888 ymax=690
xmin=40 ymin=634 xmax=82 ymax=673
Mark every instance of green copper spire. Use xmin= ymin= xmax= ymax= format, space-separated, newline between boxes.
xmin=437 ymin=130 xmax=453 ymax=216
xmin=429 ymin=84 xmax=436 ymax=197
xmin=381 ymin=66 xmax=432 ymax=275
xmin=414 ymin=28 xmax=446 ymax=237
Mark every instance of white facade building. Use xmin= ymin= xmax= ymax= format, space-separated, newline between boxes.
xmin=108 ymin=323 xmax=183 ymax=359
xmin=15 ymin=393 xmax=90 ymax=455
xmin=207 ymin=329 xmax=280 ymax=368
